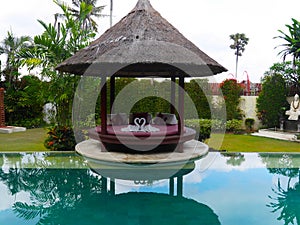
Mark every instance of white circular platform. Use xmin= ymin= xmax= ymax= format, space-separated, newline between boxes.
xmin=75 ymin=139 xmax=209 ymax=164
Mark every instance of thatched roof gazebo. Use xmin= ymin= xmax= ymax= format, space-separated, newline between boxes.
xmin=56 ymin=0 xmax=227 ymax=153
xmin=56 ymin=0 xmax=226 ymax=76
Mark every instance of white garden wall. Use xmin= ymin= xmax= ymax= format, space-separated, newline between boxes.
xmin=212 ymin=95 xmax=261 ymax=130
xmin=239 ymin=96 xmax=261 ymax=130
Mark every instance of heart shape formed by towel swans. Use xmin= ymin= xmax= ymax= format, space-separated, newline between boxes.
xmin=134 ymin=117 xmax=146 ymax=130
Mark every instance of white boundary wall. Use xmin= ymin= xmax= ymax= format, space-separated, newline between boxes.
xmin=240 ymin=96 xmax=261 ymax=130
xmin=212 ymin=96 xmax=261 ymax=130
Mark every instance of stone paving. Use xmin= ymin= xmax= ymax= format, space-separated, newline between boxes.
xmin=252 ymin=129 xmax=299 ymax=142
xmin=76 ymin=139 xmax=209 ymax=164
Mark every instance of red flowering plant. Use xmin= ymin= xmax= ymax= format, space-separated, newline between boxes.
xmin=44 ymin=125 xmax=76 ymax=151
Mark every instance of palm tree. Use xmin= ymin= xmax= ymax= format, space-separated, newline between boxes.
xmin=7 ymin=168 xmax=103 ymax=224
xmin=110 ymin=0 xmax=113 ymax=27
xmin=0 ymin=31 xmax=32 ymax=87
xmin=268 ymin=177 xmax=300 ymax=225
xmin=229 ymin=33 xmax=249 ymax=79
xmin=221 ymin=152 xmax=245 ymax=166
xmin=19 ymin=1 xmax=97 ymax=126
xmin=275 ymin=18 xmax=300 ymax=64
xmin=56 ymin=0 xmax=105 ymax=32
xmin=262 ymin=153 xmax=300 ymax=225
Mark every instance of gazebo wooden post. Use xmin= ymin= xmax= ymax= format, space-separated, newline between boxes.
xmin=176 ymin=176 xmax=183 ymax=197
xmin=110 ymin=178 xmax=115 ymax=195
xmin=170 ymin=77 xmax=176 ymax=114
xmin=178 ymin=76 xmax=184 ymax=134
xmin=101 ymin=176 xmax=108 ymax=193
xmin=110 ymin=75 xmax=115 ymax=113
xmin=0 ymin=88 xmax=5 ymax=127
xmin=177 ymin=76 xmax=184 ymax=153
xmin=169 ymin=177 xmax=175 ymax=196
xmin=101 ymin=77 xmax=108 ymax=135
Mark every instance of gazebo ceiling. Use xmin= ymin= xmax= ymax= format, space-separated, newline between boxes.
xmin=56 ymin=0 xmax=227 ymax=77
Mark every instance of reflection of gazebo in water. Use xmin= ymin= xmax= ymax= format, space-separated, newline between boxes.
xmin=56 ymin=0 xmax=226 ymax=153
xmin=89 ymin=160 xmax=196 ymax=196
xmin=1 ymin=155 xmax=221 ymax=225
xmin=37 ymin=164 xmax=222 ymax=225
xmin=85 ymin=160 xmax=221 ymax=225
xmin=80 ymin=192 xmax=221 ymax=225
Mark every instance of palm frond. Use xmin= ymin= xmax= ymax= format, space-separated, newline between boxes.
xmin=13 ymin=202 xmax=47 ymax=221
xmin=275 ymin=18 xmax=300 ymax=62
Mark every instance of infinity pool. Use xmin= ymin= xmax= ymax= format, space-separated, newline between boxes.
xmin=1 ymin=152 xmax=300 ymax=225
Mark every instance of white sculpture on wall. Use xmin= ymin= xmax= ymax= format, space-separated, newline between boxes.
xmin=286 ymin=94 xmax=300 ymax=120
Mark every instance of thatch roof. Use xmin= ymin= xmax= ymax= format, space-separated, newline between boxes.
xmin=56 ymin=0 xmax=227 ymax=77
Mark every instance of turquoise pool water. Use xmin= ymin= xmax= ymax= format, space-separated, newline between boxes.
xmin=1 ymin=152 xmax=300 ymax=225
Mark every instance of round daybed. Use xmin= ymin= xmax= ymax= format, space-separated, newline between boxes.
xmin=88 ymin=112 xmax=196 ymax=153
xmin=88 ymin=124 xmax=196 ymax=153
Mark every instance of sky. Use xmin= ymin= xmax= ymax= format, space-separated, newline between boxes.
xmin=0 ymin=0 xmax=300 ymax=83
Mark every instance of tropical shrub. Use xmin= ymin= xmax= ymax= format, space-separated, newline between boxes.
xmin=211 ymin=119 xmax=226 ymax=131
xmin=44 ymin=125 xmax=76 ymax=151
xmin=4 ymin=76 xmax=47 ymax=128
xmin=185 ymin=119 xmax=212 ymax=141
xmin=245 ymin=118 xmax=255 ymax=132
xmin=226 ymin=119 xmax=243 ymax=133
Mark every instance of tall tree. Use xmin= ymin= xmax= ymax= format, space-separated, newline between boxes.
xmin=20 ymin=1 xmax=96 ymax=126
xmin=275 ymin=18 xmax=300 ymax=64
xmin=220 ymin=79 xmax=244 ymax=120
xmin=110 ymin=0 xmax=113 ymax=27
xmin=229 ymin=33 xmax=249 ymax=79
xmin=266 ymin=61 xmax=300 ymax=96
xmin=56 ymin=0 xmax=105 ymax=32
xmin=0 ymin=31 xmax=32 ymax=87
xmin=256 ymin=71 xmax=288 ymax=128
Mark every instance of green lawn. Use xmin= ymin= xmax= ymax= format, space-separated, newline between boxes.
xmin=0 ymin=128 xmax=299 ymax=152
xmin=0 ymin=128 xmax=47 ymax=151
xmin=207 ymin=133 xmax=300 ymax=152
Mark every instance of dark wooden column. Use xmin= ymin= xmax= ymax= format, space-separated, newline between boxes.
xmin=169 ymin=177 xmax=175 ymax=196
xmin=170 ymin=77 xmax=176 ymax=114
xmin=178 ymin=76 xmax=184 ymax=135
xmin=101 ymin=176 xmax=108 ymax=194
xmin=177 ymin=76 xmax=184 ymax=153
xmin=101 ymin=77 xmax=107 ymax=135
xmin=110 ymin=179 xmax=115 ymax=195
xmin=177 ymin=176 xmax=183 ymax=197
xmin=110 ymin=76 xmax=115 ymax=113
xmin=0 ymin=88 xmax=5 ymax=127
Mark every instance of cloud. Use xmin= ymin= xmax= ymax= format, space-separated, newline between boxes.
xmin=0 ymin=182 xmax=31 ymax=211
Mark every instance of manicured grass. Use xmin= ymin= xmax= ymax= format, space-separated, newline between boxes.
xmin=0 ymin=128 xmax=299 ymax=152
xmin=207 ymin=133 xmax=300 ymax=152
xmin=0 ymin=128 xmax=48 ymax=151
